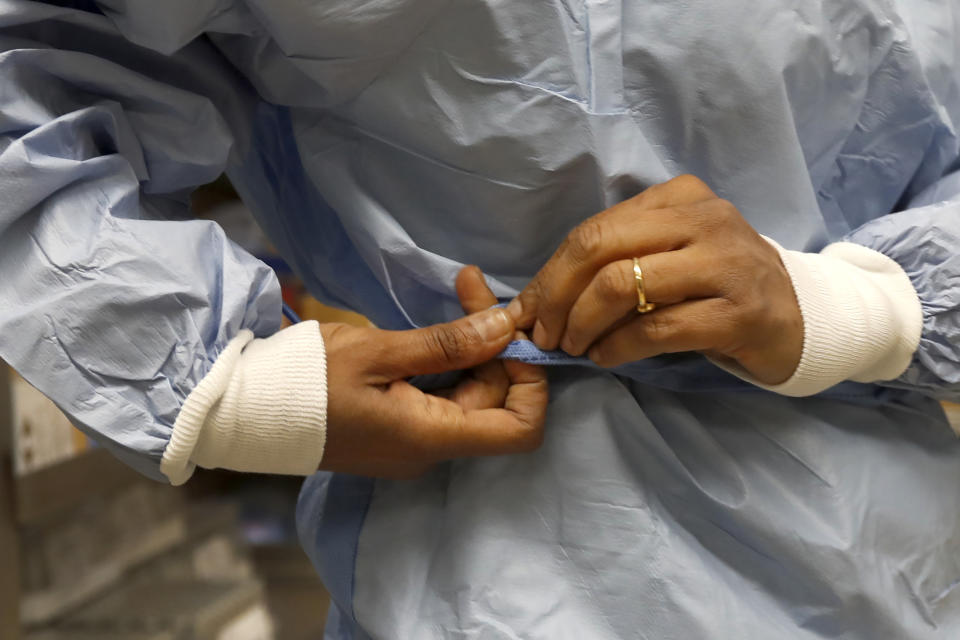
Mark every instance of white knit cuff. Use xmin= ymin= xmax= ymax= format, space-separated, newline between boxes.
xmin=711 ymin=238 xmax=923 ymax=397
xmin=160 ymin=321 xmax=328 ymax=485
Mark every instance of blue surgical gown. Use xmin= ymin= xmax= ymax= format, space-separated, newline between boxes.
xmin=1 ymin=1 xmax=960 ymax=637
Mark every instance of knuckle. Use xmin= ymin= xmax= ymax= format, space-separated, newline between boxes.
xmin=531 ymin=277 xmax=552 ymax=310
xmin=427 ymin=325 xmax=474 ymax=363
xmin=694 ymin=202 xmax=729 ymax=231
xmin=522 ymin=270 xmax=554 ymax=319
xmin=567 ymin=219 xmax=605 ymax=264
xmin=671 ymin=173 xmax=706 ymax=192
xmin=642 ymin=312 xmax=676 ymax=343
xmin=672 ymin=203 xmax=699 ymax=224
xmin=597 ymin=262 xmax=632 ymax=301
xmin=713 ymin=199 xmax=740 ymax=223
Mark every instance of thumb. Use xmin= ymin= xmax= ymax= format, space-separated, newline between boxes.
xmin=380 ymin=307 xmax=515 ymax=378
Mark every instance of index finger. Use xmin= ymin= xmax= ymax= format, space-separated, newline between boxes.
xmin=442 ymin=362 xmax=548 ymax=458
xmin=386 ymin=374 xmax=548 ymax=460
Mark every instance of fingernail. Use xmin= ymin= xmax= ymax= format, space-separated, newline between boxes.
xmin=506 ymin=297 xmax=523 ymax=320
xmin=559 ymin=333 xmax=576 ymax=355
xmin=532 ymin=319 xmax=547 ymax=347
xmin=469 ymin=308 xmax=513 ymax=341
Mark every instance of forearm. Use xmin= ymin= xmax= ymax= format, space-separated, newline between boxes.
xmin=714 ymin=198 xmax=960 ymax=402
xmin=712 ymin=237 xmax=922 ymax=397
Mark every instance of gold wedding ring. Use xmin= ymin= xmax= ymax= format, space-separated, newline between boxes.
xmin=633 ymin=258 xmax=656 ymax=314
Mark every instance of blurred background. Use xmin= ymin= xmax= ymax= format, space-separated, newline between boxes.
xmin=2 ymin=181 xmax=959 ymax=639
xmin=0 ymin=179 xmax=371 ymax=640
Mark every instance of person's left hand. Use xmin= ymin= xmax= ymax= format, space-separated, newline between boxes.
xmin=507 ymin=174 xmax=804 ymax=385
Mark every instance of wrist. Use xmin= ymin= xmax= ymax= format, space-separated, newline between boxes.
xmin=161 ymin=321 xmax=328 ymax=484
xmin=711 ymin=238 xmax=922 ymax=397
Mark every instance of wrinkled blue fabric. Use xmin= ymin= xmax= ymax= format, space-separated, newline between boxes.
xmin=0 ymin=2 xmax=282 ymax=479
xmin=845 ymin=183 xmax=960 ymax=401
xmin=1 ymin=1 xmax=960 ymax=638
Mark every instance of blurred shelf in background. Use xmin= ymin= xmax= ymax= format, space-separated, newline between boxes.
xmin=1 ymin=363 xmax=330 ymax=640
xmin=15 ymin=447 xmax=141 ymax=527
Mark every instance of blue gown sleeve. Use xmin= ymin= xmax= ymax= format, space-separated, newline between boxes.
xmin=0 ymin=2 xmax=281 ymax=481
xmin=844 ymin=173 xmax=960 ymax=402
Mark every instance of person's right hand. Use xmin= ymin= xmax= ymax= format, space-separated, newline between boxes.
xmin=318 ymin=266 xmax=548 ymax=478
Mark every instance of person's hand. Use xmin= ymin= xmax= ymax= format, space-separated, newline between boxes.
xmin=319 ymin=266 xmax=548 ymax=478
xmin=508 ymin=174 xmax=803 ymax=385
